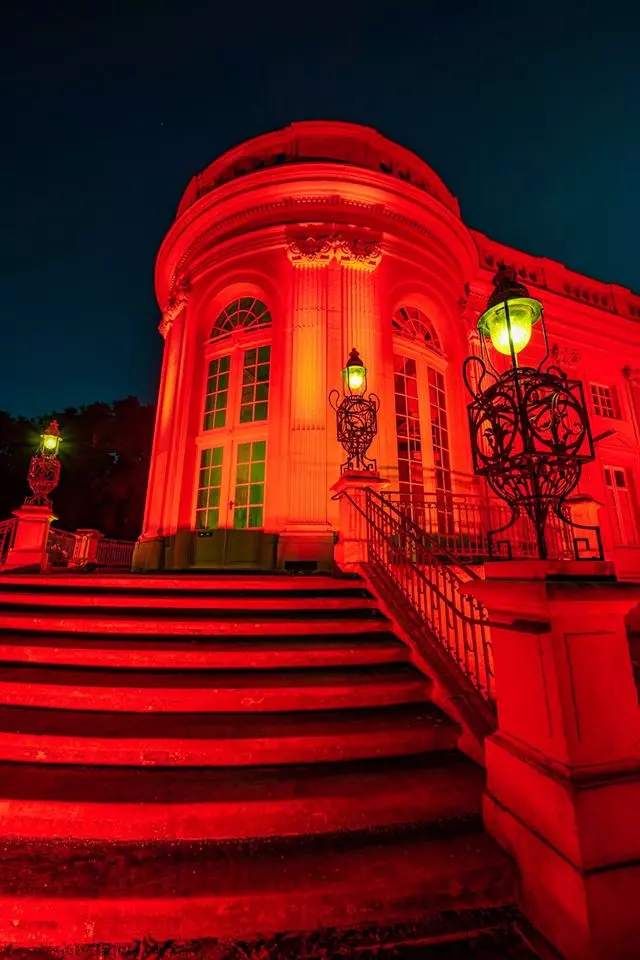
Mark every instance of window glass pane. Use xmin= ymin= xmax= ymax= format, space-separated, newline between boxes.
xmin=195 ymin=447 xmax=224 ymax=530
xmin=393 ymin=353 xmax=424 ymax=501
xmin=203 ymin=354 xmax=231 ymax=430
xmin=239 ymin=346 xmax=271 ymax=424
xmin=232 ymin=441 xmax=266 ymax=529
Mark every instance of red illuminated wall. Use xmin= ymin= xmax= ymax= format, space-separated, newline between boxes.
xmin=134 ymin=121 xmax=640 ymax=573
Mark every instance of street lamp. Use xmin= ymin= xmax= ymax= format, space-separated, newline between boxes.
xmin=330 ymin=348 xmax=380 ymax=472
xmin=26 ymin=420 xmax=63 ymax=507
xmin=463 ymin=266 xmax=602 ymax=561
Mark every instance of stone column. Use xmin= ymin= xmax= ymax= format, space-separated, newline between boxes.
xmin=462 ymin=561 xmax=640 ymax=960
xmin=336 ymin=234 xmax=383 ymax=405
xmin=278 ymin=233 xmax=334 ymax=571
xmin=134 ymin=282 xmax=189 ymax=572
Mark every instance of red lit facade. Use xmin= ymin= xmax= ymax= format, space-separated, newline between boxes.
xmin=134 ymin=121 xmax=640 ymax=574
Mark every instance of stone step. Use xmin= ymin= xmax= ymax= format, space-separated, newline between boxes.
xmin=0 ymin=826 xmax=515 ymax=945
xmin=0 ymin=631 xmax=409 ymax=669
xmin=0 ymin=663 xmax=430 ymax=712
xmin=0 ymin=573 xmax=364 ymax=593
xmin=0 ymin=611 xmax=390 ymax=636
xmin=0 ymin=751 xmax=483 ymax=840
xmin=0 ymin=589 xmax=378 ymax=612
xmin=0 ymin=702 xmax=458 ymax=766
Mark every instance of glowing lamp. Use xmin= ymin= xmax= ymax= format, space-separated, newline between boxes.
xmin=478 ymin=297 xmax=542 ymax=356
xmin=478 ymin=266 xmax=542 ymax=358
xmin=41 ymin=421 xmax=61 ymax=456
xmin=342 ymin=348 xmax=367 ymax=397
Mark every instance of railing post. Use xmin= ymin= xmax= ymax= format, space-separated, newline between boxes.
xmin=330 ymin=470 xmax=389 ymax=571
xmin=2 ymin=505 xmax=56 ymax=572
xmin=461 ymin=559 xmax=640 ymax=960
xmin=70 ymin=529 xmax=103 ymax=568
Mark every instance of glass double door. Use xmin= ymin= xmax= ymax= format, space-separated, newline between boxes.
xmin=194 ymin=438 xmax=270 ymax=566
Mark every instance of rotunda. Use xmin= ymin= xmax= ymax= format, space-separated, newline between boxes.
xmin=134 ymin=121 xmax=487 ymax=570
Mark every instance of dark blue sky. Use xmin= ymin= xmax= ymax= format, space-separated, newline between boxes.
xmin=3 ymin=1 xmax=639 ymax=416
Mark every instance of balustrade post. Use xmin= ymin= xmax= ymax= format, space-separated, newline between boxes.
xmin=2 ymin=504 xmax=56 ymax=572
xmin=70 ymin=529 xmax=103 ymax=568
xmin=331 ymin=471 xmax=389 ymax=571
xmin=461 ymin=560 xmax=640 ymax=960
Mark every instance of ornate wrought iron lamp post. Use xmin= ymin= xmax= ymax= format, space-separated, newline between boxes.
xmin=329 ymin=349 xmax=380 ymax=472
xmin=463 ymin=266 xmax=602 ymax=560
xmin=26 ymin=421 xmax=63 ymax=507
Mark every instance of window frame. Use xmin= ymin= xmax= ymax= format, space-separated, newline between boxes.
xmin=590 ymin=382 xmax=619 ymax=420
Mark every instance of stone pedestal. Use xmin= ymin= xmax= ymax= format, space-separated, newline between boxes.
xmin=3 ymin=504 xmax=55 ymax=572
xmin=331 ymin=471 xmax=389 ymax=571
xmin=132 ymin=536 xmax=165 ymax=572
xmin=462 ymin=561 xmax=640 ymax=960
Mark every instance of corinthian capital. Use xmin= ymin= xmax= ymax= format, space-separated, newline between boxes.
xmin=286 ymin=231 xmax=334 ymax=267
xmin=158 ymin=279 xmax=190 ymax=337
xmin=334 ymin=234 xmax=383 ymax=271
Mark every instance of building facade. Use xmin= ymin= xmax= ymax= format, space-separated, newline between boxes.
xmin=134 ymin=120 xmax=640 ymax=575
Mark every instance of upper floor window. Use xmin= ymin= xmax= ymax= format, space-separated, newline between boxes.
xmin=590 ymin=383 xmax=619 ymax=419
xmin=211 ymin=297 xmax=272 ymax=341
xmin=392 ymin=306 xmax=441 ymax=354
xmin=203 ymin=346 xmax=271 ymax=431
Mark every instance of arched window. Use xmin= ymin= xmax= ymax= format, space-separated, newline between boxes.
xmin=392 ymin=306 xmax=441 ymax=354
xmin=210 ymin=297 xmax=272 ymax=341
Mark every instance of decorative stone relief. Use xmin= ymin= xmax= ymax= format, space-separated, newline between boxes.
xmin=286 ymin=228 xmax=382 ymax=270
xmin=159 ymin=278 xmax=190 ymax=337
xmin=550 ymin=343 xmax=581 ymax=368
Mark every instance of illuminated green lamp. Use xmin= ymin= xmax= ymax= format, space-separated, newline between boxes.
xmin=342 ymin=348 xmax=367 ymax=397
xmin=41 ymin=420 xmax=62 ymax=456
xmin=478 ymin=266 xmax=543 ymax=357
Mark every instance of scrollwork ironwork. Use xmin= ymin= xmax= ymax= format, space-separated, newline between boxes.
xmin=463 ymin=350 xmax=602 ymax=560
xmin=329 ymin=390 xmax=380 ymax=472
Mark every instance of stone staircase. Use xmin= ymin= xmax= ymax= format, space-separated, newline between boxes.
xmin=0 ymin=571 xmax=515 ymax=951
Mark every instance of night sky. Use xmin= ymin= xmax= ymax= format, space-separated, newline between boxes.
xmin=3 ymin=1 xmax=639 ymax=417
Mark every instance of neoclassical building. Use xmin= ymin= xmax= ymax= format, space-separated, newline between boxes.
xmin=134 ymin=120 xmax=640 ymax=574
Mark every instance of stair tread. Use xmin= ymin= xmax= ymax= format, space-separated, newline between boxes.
xmin=0 ymin=751 xmax=481 ymax=803
xmin=0 ymin=662 xmax=424 ymax=689
xmin=0 ymin=827 xmax=510 ymax=898
xmin=0 ymin=613 xmax=391 ymax=635
xmin=0 ymin=701 xmax=453 ymax=739
xmin=0 ymin=574 xmax=364 ymax=592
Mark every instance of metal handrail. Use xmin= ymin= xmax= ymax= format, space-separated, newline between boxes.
xmin=0 ymin=519 xmax=17 ymax=564
xmin=339 ymin=487 xmax=496 ymax=706
xmin=47 ymin=526 xmax=81 ymax=565
xmin=381 ymin=489 xmax=576 ymax=562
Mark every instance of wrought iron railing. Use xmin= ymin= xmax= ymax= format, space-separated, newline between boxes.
xmin=381 ymin=490 xmax=577 ymax=563
xmin=0 ymin=518 xmax=17 ymax=564
xmin=342 ymin=488 xmax=496 ymax=707
xmin=95 ymin=538 xmax=135 ymax=568
xmin=47 ymin=526 xmax=81 ymax=566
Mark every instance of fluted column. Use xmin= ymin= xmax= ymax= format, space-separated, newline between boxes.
xmin=141 ymin=284 xmax=189 ymax=537
xmin=337 ymin=234 xmax=383 ymax=465
xmin=336 ymin=234 xmax=383 ymax=386
xmin=284 ymin=234 xmax=333 ymax=530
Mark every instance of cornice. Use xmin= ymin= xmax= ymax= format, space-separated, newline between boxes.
xmin=156 ymin=165 xmax=478 ymax=304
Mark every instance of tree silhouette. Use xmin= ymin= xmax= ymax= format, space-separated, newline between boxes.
xmin=0 ymin=398 xmax=155 ymax=540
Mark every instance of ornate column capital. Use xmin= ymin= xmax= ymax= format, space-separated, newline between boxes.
xmin=286 ymin=231 xmax=335 ymax=267
xmin=286 ymin=228 xmax=383 ymax=270
xmin=159 ymin=278 xmax=190 ymax=338
xmin=334 ymin=234 xmax=383 ymax=271
xmin=622 ymin=366 xmax=640 ymax=385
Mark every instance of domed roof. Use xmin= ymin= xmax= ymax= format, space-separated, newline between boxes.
xmin=176 ymin=121 xmax=459 ymax=218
